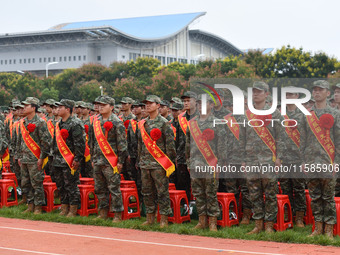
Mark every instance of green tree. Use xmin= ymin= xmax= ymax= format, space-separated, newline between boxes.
xmin=78 ymin=80 xmax=102 ymax=102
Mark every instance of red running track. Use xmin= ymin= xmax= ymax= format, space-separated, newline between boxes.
xmin=0 ymin=217 xmax=339 ymax=255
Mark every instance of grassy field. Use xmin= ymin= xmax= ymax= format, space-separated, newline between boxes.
xmin=0 ymin=204 xmax=340 ymax=247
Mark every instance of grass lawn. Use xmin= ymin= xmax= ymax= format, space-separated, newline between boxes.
xmin=0 ymin=204 xmax=340 ymax=247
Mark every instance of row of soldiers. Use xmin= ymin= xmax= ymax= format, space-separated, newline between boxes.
xmin=0 ymin=79 xmax=340 ymax=238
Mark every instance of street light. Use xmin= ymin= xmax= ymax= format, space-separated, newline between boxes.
xmin=99 ymin=86 xmax=103 ymax=96
xmin=46 ymin=62 xmax=59 ymax=77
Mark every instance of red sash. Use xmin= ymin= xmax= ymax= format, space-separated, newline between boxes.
xmin=84 ymin=134 xmax=91 ymax=163
xmin=131 ymin=119 xmax=137 ymax=133
xmin=138 ymin=119 xmax=175 ymax=177
xmin=178 ymin=112 xmax=188 ymax=135
xmin=306 ymin=111 xmax=335 ymax=164
xmin=55 ymin=123 xmax=76 ymax=175
xmin=47 ymin=119 xmax=54 ymax=138
xmin=118 ymin=115 xmax=123 ymax=122
xmin=283 ymin=115 xmax=300 ymax=148
xmin=20 ymin=119 xmax=41 ymax=159
xmin=246 ymin=110 xmax=277 ymax=162
xmin=93 ymin=118 xmax=119 ymax=173
xmin=171 ymin=124 xmax=176 ymax=140
xmin=188 ymin=119 xmax=218 ymax=168
xmin=224 ymin=113 xmax=240 ymax=140
xmin=2 ymin=148 xmax=9 ymax=163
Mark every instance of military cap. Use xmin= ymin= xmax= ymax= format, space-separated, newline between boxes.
xmin=75 ymin=101 xmax=84 ymax=108
xmin=37 ymin=107 xmax=47 ymax=114
xmin=96 ymin=95 xmax=115 ymax=106
xmin=160 ymin=100 xmax=170 ymax=107
xmin=312 ymin=80 xmax=330 ymax=90
xmin=332 ymin=83 xmax=340 ymax=90
xmin=181 ymin=91 xmax=198 ymax=100
xmin=57 ymin=99 xmax=75 ymax=109
xmin=142 ymin=95 xmax=162 ymax=104
xmin=78 ymin=101 xmax=88 ymax=108
xmin=93 ymin=96 xmax=102 ymax=104
xmin=43 ymin=99 xmax=56 ymax=106
xmin=253 ymin=81 xmax=269 ymax=91
xmin=170 ymin=102 xmax=184 ymax=110
xmin=132 ymin=100 xmax=143 ymax=107
xmin=120 ymin=97 xmax=134 ymax=104
xmin=116 ymin=104 xmax=122 ymax=109
xmin=13 ymin=103 xmax=24 ymax=109
xmin=170 ymin=97 xmax=182 ymax=104
xmin=22 ymin=97 xmax=40 ymax=105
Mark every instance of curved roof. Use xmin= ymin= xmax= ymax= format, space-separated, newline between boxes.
xmin=50 ymin=12 xmax=206 ymax=41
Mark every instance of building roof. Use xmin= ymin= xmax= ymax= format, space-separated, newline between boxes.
xmin=50 ymin=12 xmax=206 ymax=41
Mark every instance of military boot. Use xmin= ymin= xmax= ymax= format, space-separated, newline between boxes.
xmin=247 ymin=219 xmax=264 ymax=235
xmin=324 ymin=224 xmax=334 ymax=240
xmin=23 ymin=203 xmax=34 ymax=214
xmin=159 ymin=215 xmax=168 ymax=229
xmin=308 ymin=221 xmax=323 ymax=237
xmin=112 ymin=212 xmax=122 ymax=223
xmin=295 ymin=211 xmax=305 ymax=228
xmin=66 ymin=205 xmax=78 ymax=217
xmin=265 ymin=221 xmax=275 ymax=233
xmin=18 ymin=194 xmax=27 ymax=205
xmin=208 ymin=216 xmax=218 ymax=232
xmin=33 ymin=205 xmax=42 ymax=215
xmin=142 ymin=213 xmax=155 ymax=226
xmin=96 ymin=208 xmax=109 ymax=220
xmin=194 ymin=215 xmax=208 ymax=229
xmin=59 ymin=204 xmax=70 ymax=216
xmin=240 ymin=208 xmax=252 ymax=225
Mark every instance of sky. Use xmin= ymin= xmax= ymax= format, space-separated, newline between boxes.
xmin=1 ymin=0 xmax=339 ymax=59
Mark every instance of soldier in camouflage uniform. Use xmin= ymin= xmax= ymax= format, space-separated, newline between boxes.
xmin=79 ymin=102 xmax=93 ymax=178
xmin=279 ymin=89 xmax=306 ymax=227
xmin=16 ymin=97 xmax=51 ymax=214
xmin=137 ymin=95 xmax=176 ymax=228
xmin=52 ymin=99 xmax=85 ymax=217
xmin=0 ymin=119 xmax=9 ymax=178
xmin=242 ymin=81 xmax=284 ymax=234
xmin=186 ymin=95 xmax=228 ymax=231
xmin=300 ymin=80 xmax=340 ymax=239
xmin=160 ymin=100 xmax=173 ymax=121
xmin=89 ymin=96 xmax=128 ymax=222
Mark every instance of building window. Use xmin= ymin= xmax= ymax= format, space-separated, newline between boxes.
xmin=69 ymin=56 xmax=71 ymax=61
xmin=48 ymin=57 xmax=51 ymax=62
xmin=5 ymin=60 xmax=7 ymax=64
xmin=23 ymin=59 xmax=26 ymax=64
xmin=83 ymin=55 xmax=86 ymax=61
xmin=64 ymin=56 xmax=67 ymax=62
xmin=39 ymin=58 xmax=42 ymax=63
xmin=78 ymin=56 xmax=81 ymax=61
xmin=73 ymin=56 xmax=76 ymax=61
xmin=32 ymin=58 xmax=35 ymax=63
xmin=13 ymin=59 xmax=16 ymax=64
xmin=20 ymin=59 xmax=22 ymax=64
xmin=9 ymin=60 xmax=12 ymax=64
xmin=97 ymin=56 xmax=101 ymax=61
xmin=44 ymin=58 xmax=46 ymax=62
xmin=53 ymin=57 xmax=56 ymax=62
xmin=59 ymin=57 xmax=62 ymax=62
xmin=28 ymin=58 xmax=31 ymax=64
xmin=0 ymin=60 xmax=2 ymax=65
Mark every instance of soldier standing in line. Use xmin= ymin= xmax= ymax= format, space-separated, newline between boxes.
xmin=79 ymin=102 xmax=93 ymax=178
xmin=52 ymin=99 xmax=85 ymax=217
xmin=137 ymin=95 xmax=176 ymax=228
xmin=89 ymin=96 xmax=128 ymax=222
xmin=0 ymin=119 xmax=9 ymax=178
xmin=159 ymin=100 xmax=173 ymax=121
xmin=16 ymin=97 xmax=51 ymax=214
xmin=119 ymin=97 xmax=135 ymax=122
xmin=300 ymin=80 xmax=340 ymax=239
xmin=279 ymin=89 xmax=306 ymax=228
xmin=242 ymin=81 xmax=284 ymax=234
xmin=186 ymin=95 xmax=228 ymax=231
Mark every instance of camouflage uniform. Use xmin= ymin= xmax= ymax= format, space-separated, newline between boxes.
xmin=137 ymin=96 xmax=176 ymax=216
xmin=0 ymin=120 xmax=9 ymax=178
xmin=51 ymin=100 xmax=85 ymax=207
xmin=280 ymin=106 xmax=306 ymax=214
xmin=11 ymin=114 xmax=23 ymax=186
xmin=300 ymin=104 xmax=340 ymax=225
xmin=17 ymin=98 xmax=51 ymax=206
xmin=80 ymin=104 xmax=93 ymax=178
xmin=186 ymin=113 xmax=228 ymax=217
xmin=89 ymin=97 xmax=128 ymax=212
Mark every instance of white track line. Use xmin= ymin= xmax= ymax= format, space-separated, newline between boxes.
xmin=0 ymin=246 xmax=63 ymax=255
xmin=0 ymin=225 xmax=285 ymax=255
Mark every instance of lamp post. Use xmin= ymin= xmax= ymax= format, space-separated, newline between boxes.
xmin=46 ymin=62 xmax=59 ymax=77
xmin=99 ymin=86 xmax=103 ymax=96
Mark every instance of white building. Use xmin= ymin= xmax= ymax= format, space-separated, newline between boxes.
xmin=0 ymin=12 xmax=243 ymax=76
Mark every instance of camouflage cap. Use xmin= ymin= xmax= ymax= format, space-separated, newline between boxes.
xmin=170 ymin=97 xmax=182 ymax=104
xmin=142 ymin=95 xmax=161 ymax=104
xmin=13 ymin=103 xmax=24 ymax=109
xmin=43 ymin=99 xmax=56 ymax=106
xmin=160 ymin=100 xmax=170 ymax=107
xmin=332 ymin=83 xmax=340 ymax=90
xmin=93 ymin=96 xmax=102 ymax=104
xmin=78 ymin=101 xmax=88 ymax=108
xmin=132 ymin=100 xmax=143 ymax=107
xmin=181 ymin=91 xmax=198 ymax=100
xmin=120 ymin=97 xmax=134 ymax=104
xmin=57 ymin=99 xmax=75 ymax=109
xmin=170 ymin=102 xmax=183 ymax=110
xmin=312 ymin=80 xmax=330 ymax=90
xmin=253 ymin=81 xmax=269 ymax=91
xmin=22 ymin=97 xmax=40 ymax=105
xmin=75 ymin=101 xmax=84 ymax=108
xmin=96 ymin=95 xmax=115 ymax=106
xmin=37 ymin=107 xmax=47 ymax=114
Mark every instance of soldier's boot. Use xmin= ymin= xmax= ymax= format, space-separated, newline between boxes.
xmin=324 ymin=224 xmax=334 ymax=240
xmin=240 ymin=209 xmax=252 ymax=225
xmin=194 ymin=215 xmax=208 ymax=229
xmin=246 ymin=219 xmax=264 ymax=235
xmin=112 ymin=212 xmax=122 ymax=223
xmin=59 ymin=204 xmax=70 ymax=216
xmin=159 ymin=215 xmax=168 ymax=229
xmin=142 ymin=213 xmax=155 ymax=226
xmin=18 ymin=194 xmax=27 ymax=205
xmin=265 ymin=221 xmax=275 ymax=233
xmin=33 ymin=205 xmax=42 ymax=215
xmin=66 ymin=205 xmax=78 ymax=217
xmin=295 ymin=211 xmax=305 ymax=228
xmin=209 ymin=216 xmax=218 ymax=232
xmin=23 ymin=203 xmax=34 ymax=214
xmin=96 ymin=208 xmax=109 ymax=220
xmin=308 ymin=221 xmax=323 ymax=237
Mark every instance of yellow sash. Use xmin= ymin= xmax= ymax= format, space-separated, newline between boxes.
xmin=138 ymin=119 xmax=175 ymax=177
xmin=224 ymin=113 xmax=240 ymax=140
xmin=283 ymin=115 xmax=300 ymax=148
